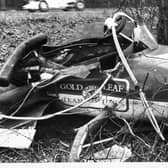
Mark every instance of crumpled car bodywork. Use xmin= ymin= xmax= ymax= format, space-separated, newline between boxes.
xmin=0 ymin=12 xmax=168 ymax=151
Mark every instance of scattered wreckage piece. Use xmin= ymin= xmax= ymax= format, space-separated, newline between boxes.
xmin=88 ymin=145 xmax=132 ymax=162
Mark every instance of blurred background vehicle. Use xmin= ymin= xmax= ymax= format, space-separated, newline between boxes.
xmin=22 ymin=0 xmax=85 ymax=12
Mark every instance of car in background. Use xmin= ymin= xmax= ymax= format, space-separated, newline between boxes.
xmin=23 ymin=0 xmax=85 ymax=12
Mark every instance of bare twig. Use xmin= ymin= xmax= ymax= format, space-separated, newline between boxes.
xmin=121 ymin=118 xmax=151 ymax=149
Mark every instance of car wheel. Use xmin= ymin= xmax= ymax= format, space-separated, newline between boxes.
xmin=62 ymin=8 xmax=71 ymax=11
xmin=76 ymin=1 xmax=85 ymax=11
xmin=39 ymin=0 xmax=49 ymax=12
xmin=28 ymin=9 xmax=37 ymax=12
xmin=27 ymin=9 xmax=37 ymax=12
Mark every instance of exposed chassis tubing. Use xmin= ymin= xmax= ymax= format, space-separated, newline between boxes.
xmin=111 ymin=12 xmax=165 ymax=140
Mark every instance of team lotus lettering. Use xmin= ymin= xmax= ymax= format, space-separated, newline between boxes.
xmin=59 ymin=95 xmax=126 ymax=109
xmin=60 ymin=96 xmax=104 ymax=104
xmin=61 ymin=97 xmax=83 ymax=104
xmin=59 ymin=83 xmax=125 ymax=93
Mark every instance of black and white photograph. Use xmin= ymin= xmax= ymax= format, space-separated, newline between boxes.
xmin=0 ymin=0 xmax=168 ymax=165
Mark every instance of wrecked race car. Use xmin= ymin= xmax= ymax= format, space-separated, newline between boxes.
xmin=0 ymin=12 xmax=167 ymax=162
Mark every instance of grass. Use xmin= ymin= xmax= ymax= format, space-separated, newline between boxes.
xmin=0 ymin=9 xmax=167 ymax=163
xmin=0 ymin=9 xmax=111 ymax=63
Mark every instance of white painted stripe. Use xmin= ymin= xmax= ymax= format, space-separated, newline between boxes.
xmin=58 ymin=93 xmax=168 ymax=119
xmin=58 ymin=94 xmax=126 ymax=109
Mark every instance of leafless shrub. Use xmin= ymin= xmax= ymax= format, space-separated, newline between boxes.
xmin=117 ymin=0 xmax=159 ymax=30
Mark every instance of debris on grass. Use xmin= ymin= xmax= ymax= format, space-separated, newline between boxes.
xmin=89 ymin=144 xmax=132 ymax=162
